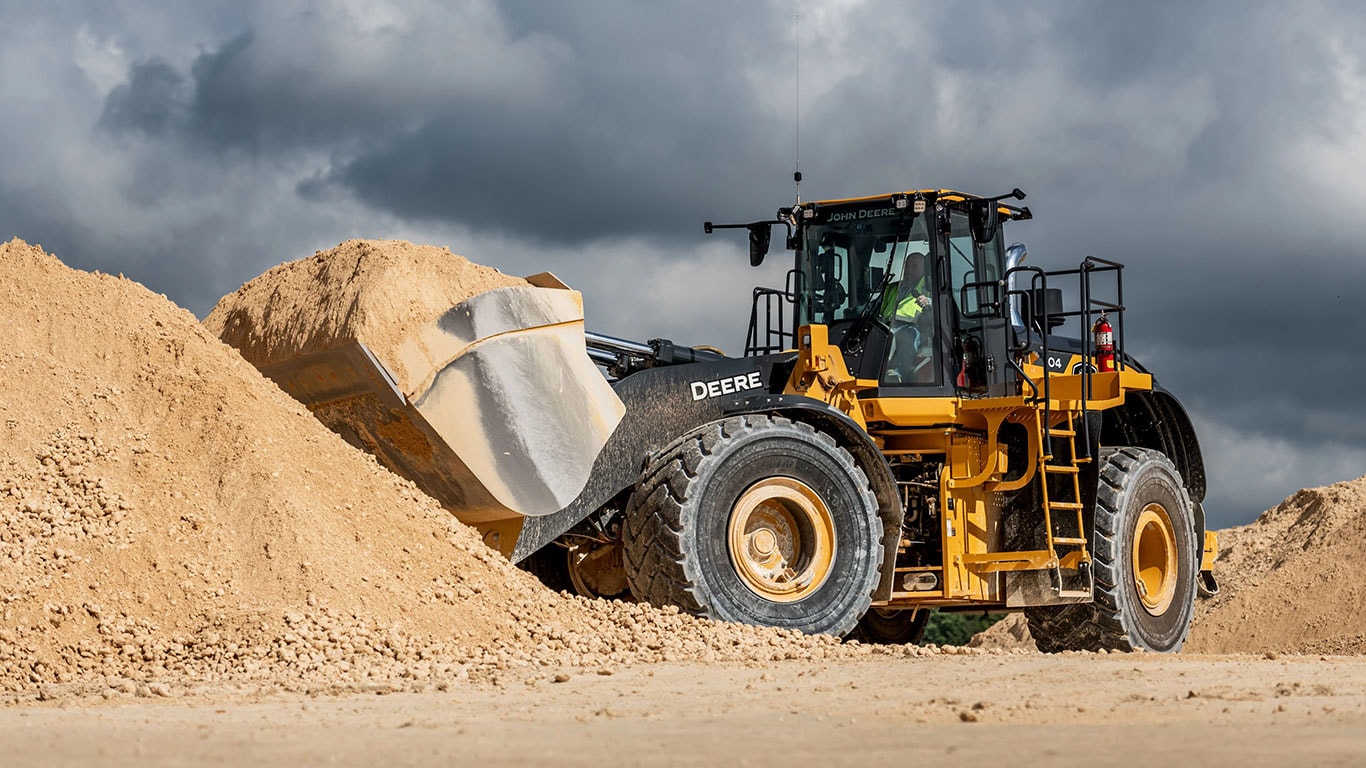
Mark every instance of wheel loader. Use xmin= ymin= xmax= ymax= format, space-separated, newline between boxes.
xmin=240 ymin=188 xmax=1217 ymax=653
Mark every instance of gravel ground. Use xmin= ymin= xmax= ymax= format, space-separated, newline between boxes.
xmin=4 ymin=653 xmax=1364 ymax=767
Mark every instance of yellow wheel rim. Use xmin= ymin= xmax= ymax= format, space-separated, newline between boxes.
xmin=1132 ymin=503 xmax=1178 ymax=615
xmin=727 ymin=478 xmax=836 ymax=603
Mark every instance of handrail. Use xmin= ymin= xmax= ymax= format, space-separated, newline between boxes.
xmin=1004 ymin=256 xmax=1126 ymax=460
xmin=744 ymin=268 xmax=803 ymax=356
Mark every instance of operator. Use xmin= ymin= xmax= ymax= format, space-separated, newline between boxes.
xmin=813 ymin=246 xmax=847 ymax=318
xmin=882 ymin=251 xmax=933 ymax=383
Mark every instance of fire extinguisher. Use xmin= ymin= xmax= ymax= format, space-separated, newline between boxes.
xmin=1092 ymin=313 xmax=1115 ymax=372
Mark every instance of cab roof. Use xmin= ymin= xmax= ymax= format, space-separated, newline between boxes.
xmin=798 ymin=188 xmax=1030 ymax=219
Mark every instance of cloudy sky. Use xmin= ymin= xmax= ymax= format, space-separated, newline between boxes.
xmin=3 ymin=1 xmax=1364 ymax=528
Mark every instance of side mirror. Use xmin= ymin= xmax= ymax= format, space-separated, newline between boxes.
xmin=747 ymin=223 xmax=772 ymax=267
xmin=703 ymin=218 xmax=785 ymax=266
xmin=969 ymin=201 xmax=1000 ymax=244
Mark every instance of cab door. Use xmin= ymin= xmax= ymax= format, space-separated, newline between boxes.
xmin=940 ymin=204 xmax=1014 ymax=397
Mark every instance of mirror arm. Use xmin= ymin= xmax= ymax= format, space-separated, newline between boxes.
xmin=703 ymin=219 xmax=787 ymax=268
xmin=702 ymin=218 xmax=783 ymax=235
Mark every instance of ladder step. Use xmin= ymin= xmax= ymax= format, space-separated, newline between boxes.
xmin=1055 ymin=590 xmax=1093 ymax=600
xmin=1052 ymin=536 xmax=1088 ymax=545
xmin=1042 ymin=464 xmax=1080 ymax=474
xmin=1045 ymin=428 xmax=1076 ymax=437
xmin=1049 ymin=501 xmax=1084 ymax=510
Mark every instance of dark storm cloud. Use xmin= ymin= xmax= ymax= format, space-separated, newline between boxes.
xmin=99 ymin=58 xmax=186 ymax=136
xmin=184 ymin=32 xmax=261 ymax=149
xmin=325 ymin=2 xmax=794 ymax=243
xmin=98 ymin=31 xmax=380 ymax=152
xmin=328 ymin=100 xmax=783 ymax=244
xmin=89 ymin=2 xmax=796 ymax=243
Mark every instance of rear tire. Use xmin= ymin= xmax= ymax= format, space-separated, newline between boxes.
xmin=848 ymin=608 xmax=930 ymax=645
xmin=623 ymin=415 xmax=883 ymax=636
xmin=1027 ymin=447 xmax=1197 ymax=653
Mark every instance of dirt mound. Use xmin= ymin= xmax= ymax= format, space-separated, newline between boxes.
xmin=0 ymin=238 xmax=947 ymax=702
xmin=204 ymin=239 xmax=527 ymax=394
xmin=967 ymin=614 xmax=1035 ymax=651
xmin=0 ymin=238 xmax=570 ymax=690
xmin=1188 ymin=476 xmax=1366 ymax=654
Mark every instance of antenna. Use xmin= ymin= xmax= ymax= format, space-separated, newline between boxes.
xmin=794 ymin=5 xmax=801 ymax=204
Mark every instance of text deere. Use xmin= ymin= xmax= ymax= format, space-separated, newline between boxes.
xmin=690 ymin=371 xmax=764 ymax=401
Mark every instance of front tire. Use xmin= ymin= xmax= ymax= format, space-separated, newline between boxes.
xmin=1027 ymin=447 xmax=1197 ymax=653
xmin=623 ymin=415 xmax=883 ymax=636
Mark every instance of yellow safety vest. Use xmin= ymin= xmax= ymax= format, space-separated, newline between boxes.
xmin=883 ymin=276 xmax=928 ymax=321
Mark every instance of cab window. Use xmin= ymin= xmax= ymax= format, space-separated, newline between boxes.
xmin=946 ymin=209 xmax=1003 ymax=326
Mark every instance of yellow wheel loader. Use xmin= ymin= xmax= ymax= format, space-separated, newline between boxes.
xmin=240 ymin=188 xmax=1217 ymax=653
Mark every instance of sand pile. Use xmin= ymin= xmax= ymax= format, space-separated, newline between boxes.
xmin=1188 ymin=476 xmax=1366 ymax=655
xmin=967 ymin=614 xmax=1034 ymax=651
xmin=0 ymin=238 xmax=960 ymax=702
xmin=0 ymin=238 xmax=564 ymax=692
xmin=205 ymin=239 xmax=527 ymax=395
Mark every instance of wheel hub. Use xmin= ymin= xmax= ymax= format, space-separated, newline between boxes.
xmin=566 ymin=540 xmax=630 ymax=599
xmin=748 ymin=528 xmax=778 ymax=558
xmin=1132 ymin=503 xmax=1178 ymax=615
xmin=727 ymin=477 xmax=836 ymax=603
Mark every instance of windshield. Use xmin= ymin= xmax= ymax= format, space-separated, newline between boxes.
xmin=797 ymin=205 xmax=931 ymax=327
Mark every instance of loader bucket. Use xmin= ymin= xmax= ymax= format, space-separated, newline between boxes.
xmin=257 ymin=284 xmax=625 ymax=522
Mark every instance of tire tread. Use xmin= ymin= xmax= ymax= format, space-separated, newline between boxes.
xmin=1026 ymin=446 xmax=1196 ymax=653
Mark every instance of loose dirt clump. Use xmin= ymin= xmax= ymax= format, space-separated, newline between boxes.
xmin=0 ymin=238 xmax=954 ymax=703
xmin=1188 ymin=476 xmax=1366 ymax=654
xmin=967 ymin=614 xmax=1035 ymax=651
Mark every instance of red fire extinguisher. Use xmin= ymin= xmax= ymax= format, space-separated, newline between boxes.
xmin=1093 ymin=313 xmax=1115 ymax=372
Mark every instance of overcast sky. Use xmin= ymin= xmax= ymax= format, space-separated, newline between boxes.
xmin=2 ymin=1 xmax=1364 ymax=529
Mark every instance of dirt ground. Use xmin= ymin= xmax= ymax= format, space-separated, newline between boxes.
xmin=4 ymin=653 xmax=1365 ymax=767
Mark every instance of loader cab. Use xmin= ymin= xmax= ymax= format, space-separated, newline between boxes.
xmin=788 ymin=190 xmax=1025 ymax=397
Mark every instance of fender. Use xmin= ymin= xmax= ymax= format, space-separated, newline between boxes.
xmin=1101 ymin=386 xmax=1206 ymax=503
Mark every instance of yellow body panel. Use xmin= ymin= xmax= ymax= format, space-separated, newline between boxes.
xmin=939 ymin=443 xmax=1003 ymax=602
xmin=475 ymin=517 xmax=524 ymax=558
xmin=782 ymin=325 xmax=876 ymax=428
